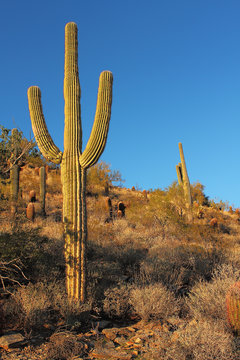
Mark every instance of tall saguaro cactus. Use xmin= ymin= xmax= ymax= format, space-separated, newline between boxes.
xmin=177 ymin=143 xmax=192 ymax=207
xmin=27 ymin=22 xmax=113 ymax=302
xmin=40 ymin=166 xmax=46 ymax=216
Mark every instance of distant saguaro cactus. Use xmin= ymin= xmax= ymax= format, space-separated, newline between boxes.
xmin=105 ymin=197 xmax=113 ymax=221
xmin=226 ymin=282 xmax=240 ymax=334
xmin=40 ymin=166 xmax=46 ymax=216
xmin=177 ymin=143 xmax=192 ymax=207
xmin=27 ymin=22 xmax=113 ymax=302
xmin=10 ymin=164 xmax=19 ymax=215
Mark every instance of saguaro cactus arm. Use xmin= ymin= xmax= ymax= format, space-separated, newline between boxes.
xmin=27 ymin=86 xmax=63 ymax=164
xmin=176 ymin=163 xmax=183 ymax=186
xmin=80 ymin=71 xmax=113 ymax=169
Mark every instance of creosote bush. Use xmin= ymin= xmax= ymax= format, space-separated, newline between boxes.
xmin=129 ymin=283 xmax=179 ymax=321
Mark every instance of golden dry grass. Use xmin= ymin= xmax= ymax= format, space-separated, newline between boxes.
xmin=1 ymin=169 xmax=240 ymax=358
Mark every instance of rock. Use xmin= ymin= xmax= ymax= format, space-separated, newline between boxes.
xmin=102 ymin=328 xmax=119 ymax=340
xmin=90 ymin=348 xmax=132 ymax=359
xmin=0 ymin=333 xmax=25 ymax=349
xmin=134 ymin=337 xmax=142 ymax=344
xmin=114 ymin=336 xmax=127 ymax=346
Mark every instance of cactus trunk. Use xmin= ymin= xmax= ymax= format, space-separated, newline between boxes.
xmin=28 ymin=22 xmax=113 ymax=302
xmin=40 ymin=166 xmax=46 ymax=216
xmin=178 ymin=143 xmax=192 ymax=207
xmin=10 ymin=164 xmax=19 ymax=215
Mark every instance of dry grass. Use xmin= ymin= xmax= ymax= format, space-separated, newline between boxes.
xmin=1 ymin=171 xmax=240 ymax=358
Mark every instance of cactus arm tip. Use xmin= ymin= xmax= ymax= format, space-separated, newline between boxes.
xmin=27 ymin=86 xmax=63 ymax=164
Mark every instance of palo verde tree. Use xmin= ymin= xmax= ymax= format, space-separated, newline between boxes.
xmin=27 ymin=22 xmax=113 ymax=302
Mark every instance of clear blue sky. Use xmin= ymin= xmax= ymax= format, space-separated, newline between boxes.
xmin=1 ymin=0 xmax=240 ymax=207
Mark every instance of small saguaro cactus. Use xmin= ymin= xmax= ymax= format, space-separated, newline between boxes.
xmin=177 ymin=143 xmax=192 ymax=207
xmin=26 ymin=202 xmax=35 ymax=222
xmin=105 ymin=197 xmax=113 ymax=221
xmin=10 ymin=164 xmax=20 ymax=215
xmin=226 ymin=281 xmax=240 ymax=334
xmin=29 ymin=190 xmax=36 ymax=202
xmin=27 ymin=22 xmax=113 ymax=302
xmin=40 ymin=166 xmax=46 ymax=216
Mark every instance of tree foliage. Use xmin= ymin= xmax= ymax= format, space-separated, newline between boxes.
xmin=0 ymin=125 xmax=45 ymax=178
xmin=87 ymin=161 xmax=124 ymax=190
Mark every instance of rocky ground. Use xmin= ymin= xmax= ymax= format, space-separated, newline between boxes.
xmin=0 ymin=318 xmax=180 ymax=359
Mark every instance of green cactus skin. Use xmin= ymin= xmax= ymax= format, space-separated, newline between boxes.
xmin=226 ymin=282 xmax=240 ymax=335
xmin=40 ymin=166 xmax=46 ymax=216
xmin=178 ymin=143 xmax=192 ymax=207
xmin=10 ymin=164 xmax=19 ymax=214
xmin=27 ymin=22 xmax=113 ymax=302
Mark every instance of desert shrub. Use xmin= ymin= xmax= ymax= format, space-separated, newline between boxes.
xmin=87 ymin=161 xmax=123 ymax=195
xmin=4 ymin=281 xmax=92 ymax=332
xmin=136 ymin=244 xmax=225 ymax=296
xmin=190 ymin=182 xmax=209 ymax=206
xmin=6 ymin=282 xmax=52 ymax=330
xmin=166 ymin=320 xmax=237 ymax=360
xmin=0 ymin=222 xmax=65 ymax=284
xmin=186 ymin=264 xmax=240 ymax=323
xmin=45 ymin=331 xmax=86 ymax=360
xmin=103 ymin=284 xmax=132 ymax=319
xmin=49 ymin=282 xmax=92 ymax=329
xmin=127 ymin=185 xmax=187 ymax=231
xmin=129 ymin=283 xmax=179 ymax=321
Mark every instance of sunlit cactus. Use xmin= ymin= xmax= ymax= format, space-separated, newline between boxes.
xmin=176 ymin=163 xmax=183 ymax=186
xmin=226 ymin=282 xmax=240 ymax=335
xmin=177 ymin=143 xmax=192 ymax=207
xmin=26 ymin=202 xmax=35 ymax=222
xmin=27 ymin=22 xmax=113 ymax=302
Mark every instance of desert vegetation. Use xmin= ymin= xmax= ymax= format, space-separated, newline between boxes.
xmin=0 ymin=125 xmax=240 ymax=358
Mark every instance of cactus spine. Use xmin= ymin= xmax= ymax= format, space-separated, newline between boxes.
xmin=177 ymin=143 xmax=192 ymax=207
xmin=226 ymin=282 xmax=240 ymax=334
xmin=40 ymin=166 xmax=46 ymax=216
xmin=10 ymin=164 xmax=19 ymax=215
xmin=27 ymin=22 xmax=113 ymax=302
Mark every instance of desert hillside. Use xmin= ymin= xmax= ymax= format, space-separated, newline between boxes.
xmin=0 ymin=163 xmax=240 ymax=359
